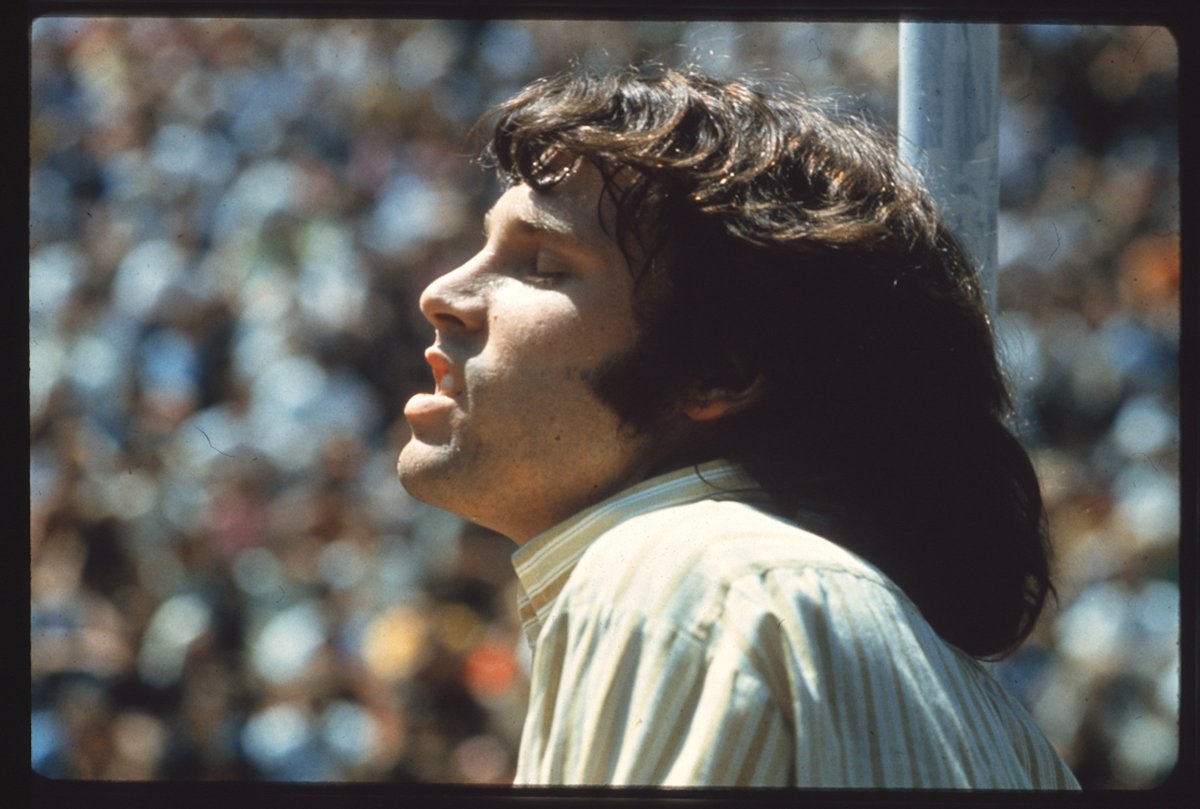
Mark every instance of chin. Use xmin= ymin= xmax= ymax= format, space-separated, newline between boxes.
xmin=395 ymin=438 xmax=471 ymax=508
xmin=395 ymin=440 xmax=443 ymax=498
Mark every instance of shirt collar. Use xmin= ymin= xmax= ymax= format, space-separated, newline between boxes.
xmin=510 ymin=460 xmax=766 ymax=649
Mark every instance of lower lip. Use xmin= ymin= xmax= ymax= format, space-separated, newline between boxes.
xmin=404 ymin=392 xmax=457 ymax=420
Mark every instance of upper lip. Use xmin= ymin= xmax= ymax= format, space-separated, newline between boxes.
xmin=424 ymin=345 xmax=462 ymax=396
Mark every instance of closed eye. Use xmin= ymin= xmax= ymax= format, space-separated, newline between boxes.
xmin=524 ymin=253 xmax=570 ymax=285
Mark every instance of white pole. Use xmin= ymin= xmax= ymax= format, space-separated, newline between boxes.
xmin=898 ymin=22 xmax=1000 ymax=315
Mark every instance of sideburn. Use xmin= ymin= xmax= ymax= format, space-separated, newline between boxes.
xmin=584 ymin=329 xmax=739 ymax=477
xmin=583 ymin=334 xmax=674 ymax=438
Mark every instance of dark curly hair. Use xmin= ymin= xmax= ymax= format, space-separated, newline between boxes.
xmin=480 ymin=64 xmax=1053 ymax=660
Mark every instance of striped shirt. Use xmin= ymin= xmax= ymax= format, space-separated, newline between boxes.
xmin=510 ymin=461 xmax=1079 ymax=788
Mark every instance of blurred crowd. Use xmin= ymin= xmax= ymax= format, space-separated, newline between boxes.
xmin=29 ymin=18 xmax=1179 ymax=788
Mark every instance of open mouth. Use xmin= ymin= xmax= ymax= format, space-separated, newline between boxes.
xmin=426 ymin=346 xmax=462 ymax=397
xmin=403 ymin=347 xmax=461 ymax=424
xmin=436 ymin=370 xmax=460 ymax=397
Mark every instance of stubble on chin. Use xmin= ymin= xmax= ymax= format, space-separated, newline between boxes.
xmin=396 ymin=437 xmax=464 ymax=504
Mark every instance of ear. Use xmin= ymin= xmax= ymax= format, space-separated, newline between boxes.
xmin=681 ymin=373 xmax=767 ymax=422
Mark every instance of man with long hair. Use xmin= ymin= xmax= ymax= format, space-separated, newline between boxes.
xmin=397 ymin=65 xmax=1079 ymax=788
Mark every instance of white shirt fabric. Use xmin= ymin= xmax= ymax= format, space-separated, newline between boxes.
xmin=510 ymin=460 xmax=1079 ymax=788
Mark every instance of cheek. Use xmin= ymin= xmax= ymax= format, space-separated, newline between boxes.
xmin=473 ymin=285 xmax=639 ymax=401
xmin=496 ymin=300 xmax=634 ymax=360
xmin=467 ymin=338 xmax=628 ymax=440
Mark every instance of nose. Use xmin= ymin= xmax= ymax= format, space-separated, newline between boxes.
xmin=418 ymin=261 xmax=487 ymax=335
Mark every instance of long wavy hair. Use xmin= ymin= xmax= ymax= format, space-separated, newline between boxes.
xmin=480 ymin=64 xmax=1053 ymax=660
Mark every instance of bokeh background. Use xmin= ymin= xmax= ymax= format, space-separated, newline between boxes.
xmin=29 ymin=18 xmax=1180 ymax=788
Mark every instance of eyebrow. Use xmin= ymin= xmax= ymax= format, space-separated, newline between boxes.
xmin=482 ymin=205 xmax=588 ymax=253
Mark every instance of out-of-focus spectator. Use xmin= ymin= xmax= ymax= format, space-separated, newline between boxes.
xmin=29 ymin=18 xmax=1178 ymax=787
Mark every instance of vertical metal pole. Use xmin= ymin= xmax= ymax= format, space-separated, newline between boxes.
xmin=898 ymin=22 xmax=1000 ymax=315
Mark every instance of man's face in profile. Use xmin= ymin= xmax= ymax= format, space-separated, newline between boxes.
xmin=397 ymin=162 xmax=663 ymax=543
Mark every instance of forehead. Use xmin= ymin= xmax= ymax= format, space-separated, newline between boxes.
xmin=484 ymin=162 xmax=623 ymax=261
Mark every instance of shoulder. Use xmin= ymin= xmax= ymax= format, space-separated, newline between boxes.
xmin=558 ymin=496 xmax=914 ymax=643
